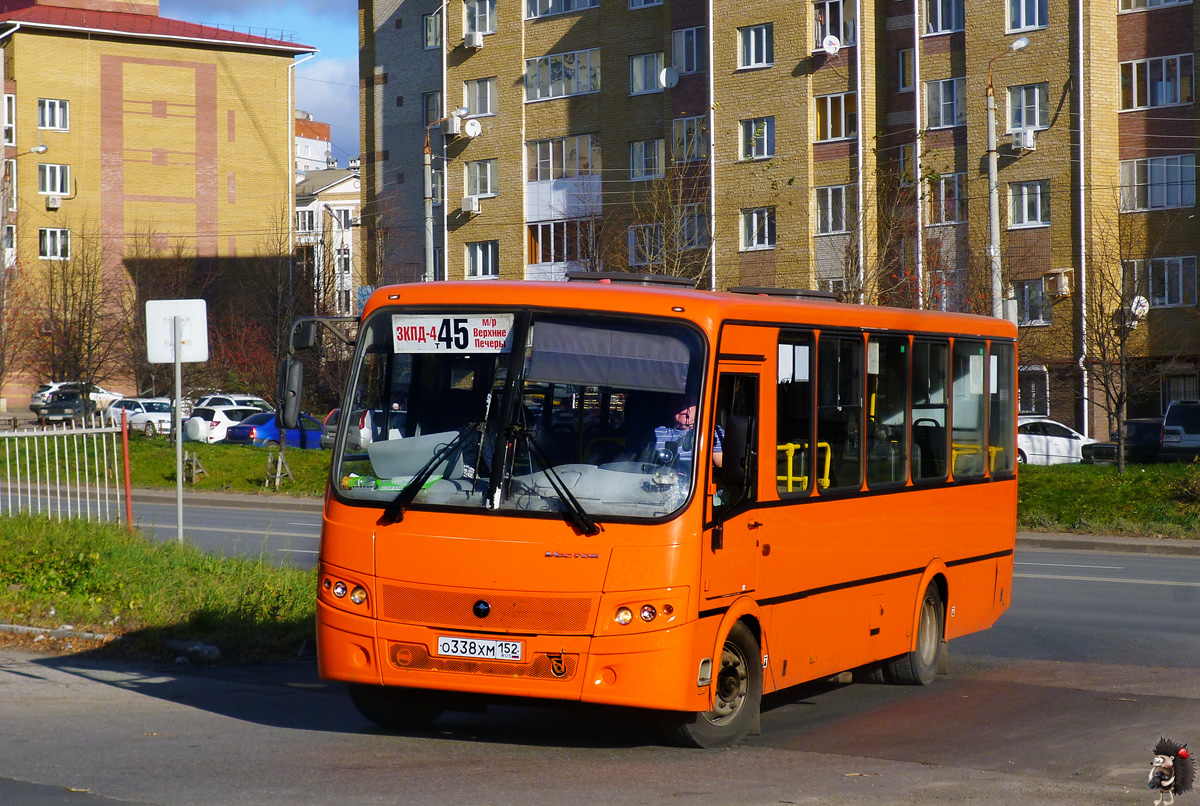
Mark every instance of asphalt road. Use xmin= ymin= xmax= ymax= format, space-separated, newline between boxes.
xmin=1 ymin=545 xmax=1198 ymax=805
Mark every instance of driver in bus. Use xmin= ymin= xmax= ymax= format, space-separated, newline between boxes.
xmin=654 ymin=394 xmax=723 ymax=469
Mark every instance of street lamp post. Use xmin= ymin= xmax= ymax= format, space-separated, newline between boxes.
xmin=424 ymin=106 xmax=468 ymax=283
xmin=986 ymin=36 xmax=1029 ymax=319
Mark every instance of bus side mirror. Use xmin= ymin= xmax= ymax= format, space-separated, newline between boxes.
xmin=291 ymin=321 xmax=318 ymax=351
xmin=720 ymin=414 xmax=755 ymax=498
xmin=277 ymin=356 xmax=303 ymax=430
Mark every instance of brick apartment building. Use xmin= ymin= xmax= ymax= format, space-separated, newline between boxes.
xmin=362 ymin=0 xmax=1200 ymax=435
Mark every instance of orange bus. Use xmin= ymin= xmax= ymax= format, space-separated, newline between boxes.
xmin=289 ymin=274 xmax=1017 ymax=747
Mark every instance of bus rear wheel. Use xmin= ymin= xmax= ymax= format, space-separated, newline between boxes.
xmin=658 ymin=621 xmax=762 ymax=748
xmin=885 ymin=583 xmax=943 ymax=686
xmin=346 ymin=683 xmax=444 ymax=729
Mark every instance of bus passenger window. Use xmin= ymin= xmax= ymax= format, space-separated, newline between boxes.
xmin=989 ymin=342 xmax=1016 ymax=475
xmin=817 ymin=334 xmax=863 ymax=491
xmin=777 ymin=334 xmax=814 ymax=495
xmin=951 ymin=341 xmax=987 ymax=479
xmin=911 ymin=341 xmax=948 ymax=481
xmin=866 ymin=335 xmax=908 ymax=487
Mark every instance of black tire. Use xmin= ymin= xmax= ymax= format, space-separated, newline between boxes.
xmin=886 ymin=583 xmax=944 ymax=686
xmin=143 ymin=422 xmax=156 ymax=438
xmin=346 ymin=683 xmax=445 ymax=729
xmin=1016 ymin=449 xmax=1027 ymax=465
xmin=264 ymin=440 xmax=280 ymax=448
xmin=659 ymin=621 xmax=762 ymax=748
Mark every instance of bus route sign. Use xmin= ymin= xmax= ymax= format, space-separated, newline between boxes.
xmin=392 ymin=314 xmax=513 ymax=354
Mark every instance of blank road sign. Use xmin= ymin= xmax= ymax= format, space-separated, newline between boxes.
xmin=146 ymin=299 xmax=209 ymax=364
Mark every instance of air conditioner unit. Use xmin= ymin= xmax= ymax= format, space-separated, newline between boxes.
xmin=462 ymin=196 xmax=481 ymax=215
xmin=1011 ymin=129 xmax=1036 ymax=152
xmin=46 ymin=196 xmax=62 ymax=210
xmin=1043 ymin=268 xmax=1074 ymax=296
xmin=464 ymin=31 xmax=484 ymax=49
xmin=441 ymin=115 xmax=462 ymax=136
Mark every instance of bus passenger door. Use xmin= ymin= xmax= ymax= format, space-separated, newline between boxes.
xmin=702 ymin=365 xmax=762 ymax=602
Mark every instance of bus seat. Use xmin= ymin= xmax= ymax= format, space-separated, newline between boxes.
xmin=913 ymin=422 xmax=946 ymax=478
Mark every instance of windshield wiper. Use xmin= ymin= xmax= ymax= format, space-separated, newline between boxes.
xmin=379 ymin=422 xmax=479 ymax=526
xmin=515 ymin=425 xmax=602 ymax=537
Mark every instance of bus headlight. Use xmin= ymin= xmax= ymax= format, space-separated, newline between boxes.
xmin=333 ymin=581 xmax=348 ymax=598
xmin=615 ymin=607 xmax=633 ymax=625
xmin=349 ymin=586 xmax=368 ymax=605
xmin=640 ymin=605 xmax=657 ymax=622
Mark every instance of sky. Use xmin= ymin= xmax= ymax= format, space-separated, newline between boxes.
xmin=160 ymin=0 xmax=360 ymax=165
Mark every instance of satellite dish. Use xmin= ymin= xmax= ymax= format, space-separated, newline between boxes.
xmin=822 ymin=35 xmax=841 ymax=55
xmin=1131 ymin=295 xmax=1150 ymax=319
xmin=463 ymin=118 xmax=482 ymax=138
xmin=660 ymin=65 xmax=679 ymax=89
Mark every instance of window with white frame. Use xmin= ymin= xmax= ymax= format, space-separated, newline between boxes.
xmin=925 ymin=0 xmax=964 ymax=32
xmin=1129 ymin=255 xmax=1198 ymax=307
xmin=673 ymin=116 xmax=709 ymax=162
xmin=336 ymin=248 xmax=352 ymax=275
xmin=528 ymin=219 xmax=593 ymax=264
xmin=38 ymin=99 xmax=69 ymax=131
xmin=926 ymin=77 xmax=966 ymax=127
xmin=3 ymin=95 xmax=13 ymax=145
xmin=526 ymin=0 xmax=597 ymax=19
xmin=928 ymin=172 xmax=966 ymax=223
xmin=820 ymin=277 xmax=847 ymax=297
xmin=465 ymin=77 xmax=498 ymax=116
xmin=464 ymin=0 xmax=495 ymax=34
xmin=1009 ymin=83 xmax=1049 ymax=130
xmin=630 ymin=0 xmax=661 ymax=8
xmin=672 ymin=26 xmax=706 ymax=74
xmin=423 ymin=11 xmax=441 ymax=49
xmin=431 ymin=167 xmax=444 ymax=205
xmin=5 ymin=160 xmax=14 ymax=211
xmin=423 ymin=91 xmax=442 ymax=126
xmin=466 ymin=241 xmax=500 ymax=278
xmin=1009 ymin=179 xmax=1050 ymax=227
xmin=39 ymin=228 xmax=70 ymax=260
xmin=1018 ymin=367 xmax=1049 ymax=414
xmin=466 ymin=159 xmax=498 ymax=196
xmin=296 ymin=210 xmax=315 ymax=232
xmin=526 ymin=49 xmax=601 ymax=101
xmin=1120 ymin=54 xmax=1194 ymax=109
xmin=1015 ymin=278 xmax=1051 ymax=324
xmin=740 ymin=116 xmax=775 ymax=159
xmin=1121 ymin=0 xmax=1188 ymax=9
xmin=1008 ymin=0 xmax=1047 ymax=30
xmin=333 ymin=208 xmax=353 ymax=228
xmin=678 ymin=203 xmax=709 ymax=249
xmin=630 ymin=53 xmax=665 ymax=94
xmin=898 ymin=143 xmax=915 ymax=186
xmin=1120 ymin=154 xmax=1196 ymax=211
xmin=526 ymin=134 xmax=600 ymax=181
xmin=813 ymin=0 xmax=856 ymax=49
xmin=3 ymin=224 xmax=13 ymax=251
xmin=630 ymin=138 xmax=665 ymax=180
xmin=898 ymin=49 xmax=914 ymax=92
xmin=38 ymin=163 xmax=69 ymax=195
xmin=741 ymin=207 xmax=776 ymax=249
xmin=815 ymin=92 xmax=857 ymax=140
xmin=738 ymin=24 xmax=774 ymax=68
xmin=815 ymin=186 xmax=849 ymax=234
xmin=628 ymin=223 xmax=664 ymax=266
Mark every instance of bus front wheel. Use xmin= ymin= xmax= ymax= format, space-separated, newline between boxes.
xmin=886 ymin=583 xmax=943 ymax=686
xmin=346 ymin=683 xmax=444 ymax=729
xmin=658 ymin=621 xmax=762 ymax=748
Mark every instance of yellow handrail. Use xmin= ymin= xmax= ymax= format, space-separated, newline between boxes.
xmin=777 ymin=441 xmax=832 ymax=491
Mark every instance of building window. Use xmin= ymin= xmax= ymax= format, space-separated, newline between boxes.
xmin=815 ymin=92 xmax=857 ymax=140
xmin=740 ymin=116 xmax=775 ymax=159
xmin=466 ymin=241 xmax=499 ymax=278
xmin=898 ymin=49 xmax=914 ymax=92
xmin=928 ymin=172 xmax=966 ymax=223
xmin=465 ymin=77 xmax=498 ymax=116
xmin=1120 ymin=154 xmax=1196 ymax=211
xmin=526 ymin=0 xmax=598 ymax=19
xmin=4 ymin=224 xmax=13 ymax=251
xmin=423 ymin=92 xmax=442 ymax=126
xmin=672 ymin=26 xmax=706 ymax=74
xmin=526 ymin=134 xmax=599 ymax=181
xmin=38 ymin=163 xmax=70 ymax=195
xmin=926 ymin=77 xmax=966 ymax=128
xmin=628 ymin=223 xmax=664 ymax=266
xmin=423 ymin=11 xmax=441 ymax=49
xmin=431 ymin=167 xmax=444 ymax=205
xmin=898 ymin=143 xmax=915 ymax=186
xmin=1009 ymin=179 xmax=1050 ymax=227
xmin=738 ymin=24 xmax=774 ymax=69
xmin=1009 ymin=83 xmax=1049 ymax=130
xmin=630 ymin=52 xmax=665 ymax=95
xmin=526 ymin=49 xmax=601 ymax=101
xmin=1120 ymin=55 xmax=1194 ymax=110
xmin=815 ymin=186 xmax=849 ymax=234
xmin=333 ymin=208 xmax=353 ymax=228
xmin=673 ymin=116 xmax=709 ymax=162
xmin=336 ymin=248 xmax=352 ymax=275
xmin=38 ymin=99 xmax=69 ymax=131
xmin=1121 ymin=0 xmax=1188 ymax=9
xmin=39 ymin=228 xmax=70 ymax=260
xmin=813 ymin=0 xmax=856 ymax=49
xmin=630 ymin=0 xmax=661 ymax=7
xmin=1018 ymin=367 xmax=1049 ymax=415
xmin=678 ymin=203 xmax=709 ymax=249
xmin=527 ymin=219 xmax=593 ymax=264
xmin=464 ymin=0 xmax=495 ymax=34
xmin=3 ymin=95 xmax=13 ymax=145
xmin=742 ymin=207 xmax=776 ymax=249
xmin=5 ymin=160 xmax=14 ymax=211
xmin=466 ymin=159 xmax=498 ymax=197
xmin=296 ymin=210 xmax=315 ymax=232
xmin=1129 ymin=256 xmax=1198 ymax=307
xmin=1015 ymin=279 xmax=1051 ymax=324
xmin=630 ymin=138 xmax=665 ymax=180
xmin=1008 ymin=0 xmax=1048 ymax=30
xmin=925 ymin=0 xmax=964 ymax=32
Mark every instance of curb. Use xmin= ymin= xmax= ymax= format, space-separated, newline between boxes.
xmin=1017 ymin=531 xmax=1200 ymax=556
xmin=131 ymin=488 xmax=324 ymax=514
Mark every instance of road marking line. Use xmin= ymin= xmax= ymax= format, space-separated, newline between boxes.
xmin=142 ymin=525 xmax=318 ymax=540
xmin=1016 ymin=573 xmax=1200 ymax=588
xmin=279 ymin=548 xmax=318 ymax=554
xmin=1016 ymin=562 xmax=1124 ymax=570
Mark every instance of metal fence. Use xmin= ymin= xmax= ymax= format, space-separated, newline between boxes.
xmin=0 ymin=410 xmax=129 ymax=524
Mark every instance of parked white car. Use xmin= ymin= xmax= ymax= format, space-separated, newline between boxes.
xmin=1016 ymin=416 xmax=1097 ymax=465
xmin=194 ymin=393 xmax=273 ymax=412
xmin=109 ymin=397 xmax=174 ymax=437
xmin=183 ymin=406 xmax=262 ymax=443
xmin=32 ymin=382 xmax=121 ymax=414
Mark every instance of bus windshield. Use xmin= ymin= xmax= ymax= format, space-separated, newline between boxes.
xmin=333 ymin=310 xmax=707 ymax=521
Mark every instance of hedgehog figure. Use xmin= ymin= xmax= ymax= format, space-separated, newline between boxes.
xmin=1149 ymin=737 xmax=1195 ymax=806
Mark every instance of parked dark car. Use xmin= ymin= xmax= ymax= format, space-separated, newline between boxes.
xmin=1160 ymin=400 xmax=1200 ymax=460
xmin=39 ymin=391 xmax=97 ymax=424
xmin=321 ymin=408 xmax=341 ymax=450
xmin=225 ymin=412 xmax=325 ymax=449
xmin=1081 ymin=418 xmax=1163 ymax=464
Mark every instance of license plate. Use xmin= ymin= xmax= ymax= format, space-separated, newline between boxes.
xmin=436 ymin=636 xmax=523 ymax=662
xmin=1165 ymin=434 xmax=1181 ymax=442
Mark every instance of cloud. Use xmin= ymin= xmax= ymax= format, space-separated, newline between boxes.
xmin=296 ymin=56 xmax=360 ymax=162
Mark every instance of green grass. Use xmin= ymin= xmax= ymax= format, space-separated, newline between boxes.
xmin=0 ymin=515 xmax=315 ymax=661
xmin=125 ymin=436 xmax=330 ymax=497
